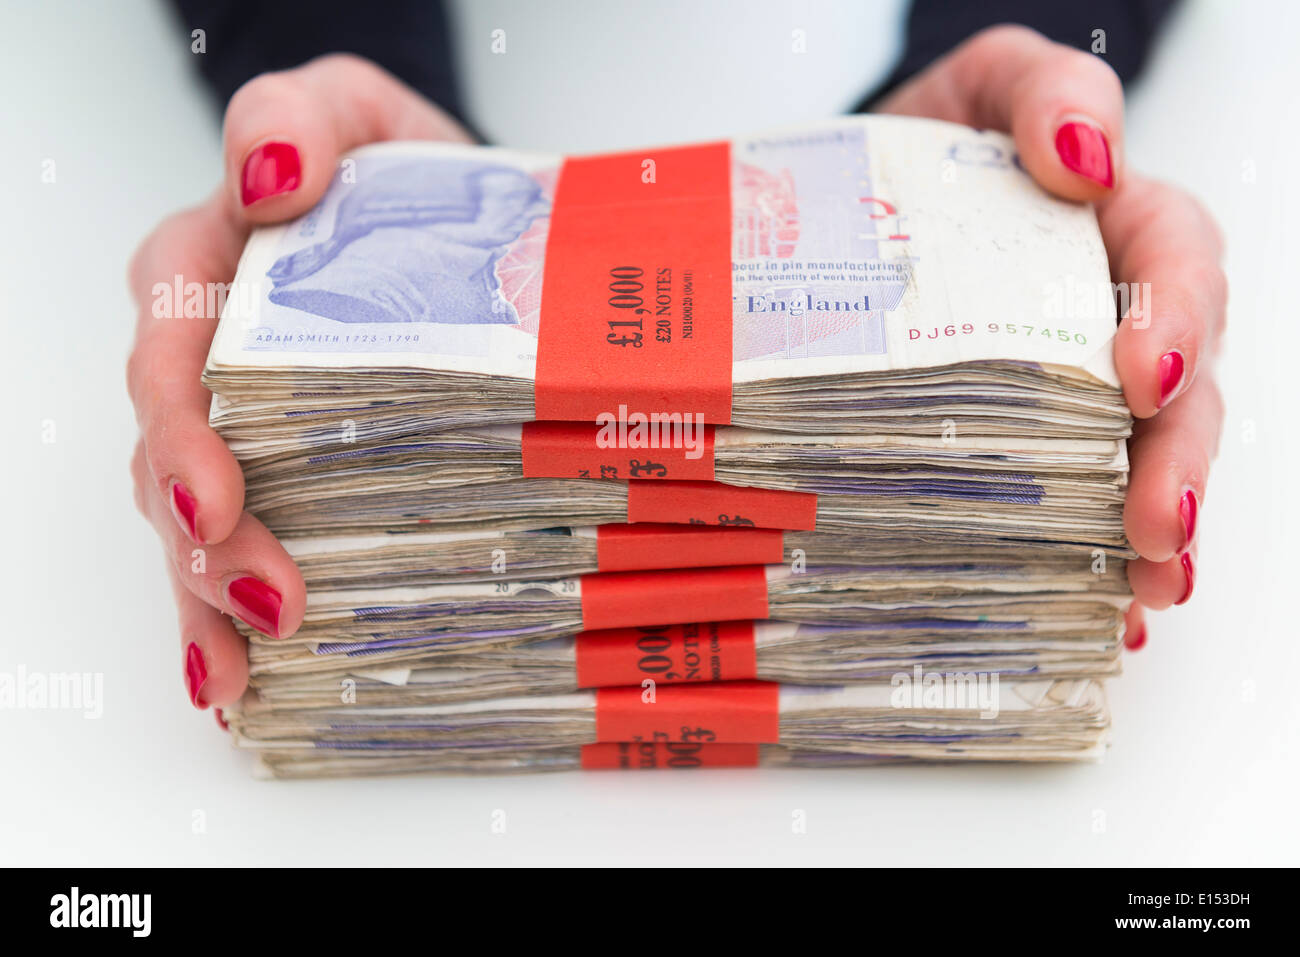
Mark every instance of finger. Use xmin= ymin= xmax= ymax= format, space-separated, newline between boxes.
xmin=127 ymin=195 xmax=249 ymax=545
xmin=1122 ymin=602 xmax=1147 ymax=652
xmin=225 ymin=53 xmax=473 ymax=217
xmin=134 ymin=442 xmax=305 ymax=640
xmin=879 ymin=24 xmax=1124 ymax=200
xmin=1100 ymin=175 xmax=1228 ymax=416
xmin=1127 ymin=544 xmax=1197 ymax=611
xmin=167 ymin=562 xmax=249 ymax=709
xmin=1124 ymin=373 xmax=1223 ymax=562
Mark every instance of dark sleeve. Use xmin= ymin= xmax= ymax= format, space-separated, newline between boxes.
xmin=167 ymin=0 xmax=477 ymax=136
xmin=854 ymin=0 xmax=1181 ymax=111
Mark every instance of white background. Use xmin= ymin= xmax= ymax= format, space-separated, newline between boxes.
xmin=2 ymin=0 xmax=1296 ymax=865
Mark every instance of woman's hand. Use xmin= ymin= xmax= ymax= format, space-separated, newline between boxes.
xmin=876 ymin=25 xmax=1226 ymax=649
xmin=126 ymin=55 xmax=474 ymax=711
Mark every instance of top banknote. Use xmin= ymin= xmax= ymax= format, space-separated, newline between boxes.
xmin=204 ymin=115 xmax=1128 ymax=442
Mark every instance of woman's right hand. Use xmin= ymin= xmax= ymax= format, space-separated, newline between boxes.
xmin=875 ymin=25 xmax=1226 ymax=651
xmin=126 ymin=55 xmax=474 ymax=712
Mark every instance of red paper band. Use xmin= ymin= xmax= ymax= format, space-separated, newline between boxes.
xmin=520 ymin=421 xmax=715 ymax=481
xmin=534 ymin=142 xmax=733 ymax=423
xmin=580 ymin=741 xmax=761 ymax=770
xmin=579 ymin=565 xmax=769 ymax=632
xmin=594 ymin=680 xmax=781 ymax=743
xmin=575 ymin=621 xmax=758 ymax=688
xmin=595 ymin=523 xmax=784 ymax=572
xmin=626 ymin=480 xmax=818 ymax=531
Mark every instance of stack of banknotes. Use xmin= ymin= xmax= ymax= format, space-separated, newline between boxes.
xmin=206 ymin=115 xmax=1132 ymax=776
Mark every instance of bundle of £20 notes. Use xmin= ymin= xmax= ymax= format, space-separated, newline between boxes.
xmin=204 ymin=114 xmax=1132 ymax=776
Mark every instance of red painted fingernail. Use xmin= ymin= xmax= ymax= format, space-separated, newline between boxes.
xmin=185 ymin=642 xmax=209 ymax=710
xmin=170 ymin=480 xmax=201 ymax=543
xmin=1179 ymin=489 xmax=1199 ymax=551
xmin=215 ymin=708 xmax=229 ymax=731
xmin=227 ymin=576 xmax=283 ymax=638
xmin=1158 ymin=351 xmax=1185 ymax=407
xmin=241 ymin=142 xmax=301 ymax=206
xmin=1125 ymin=626 xmax=1147 ymax=651
xmin=1055 ymin=121 xmax=1114 ymax=188
xmin=1176 ymin=553 xmax=1195 ymax=605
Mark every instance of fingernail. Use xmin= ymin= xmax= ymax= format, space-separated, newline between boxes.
xmin=1179 ymin=489 xmax=1199 ymax=552
xmin=170 ymin=480 xmax=201 ymax=543
xmin=215 ymin=708 xmax=229 ymax=731
xmin=241 ymin=141 xmax=301 ymax=206
xmin=226 ymin=576 xmax=283 ymax=638
xmin=1158 ymin=350 xmax=1185 ymax=407
xmin=1176 ymin=553 xmax=1195 ymax=605
xmin=1055 ymin=121 xmax=1114 ymax=188
xmin=1125 ymin=625 xmax=1147 ymax=651
xmin=185 ymin=641 xmax=209 ymax=709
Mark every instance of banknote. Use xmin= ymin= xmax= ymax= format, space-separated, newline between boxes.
xmin=240 ymin=560 xmax=1130 ymax=678
xmin=250 ymin=473 xmax=1130 ymax=546
xmin=237 ymin=424 xmax=1128 ymax=555
xmin=281 ymin=524 xmax=1132 ymax=591
xmin=245 ymin=616 xmax=1122 ymax=709
xmin=237 ymin=424 xmax=1127 ymax=505
xmin=249 ymin=744 xmax=912 ymax=778
xmin=203 ymin=115 xmax=1127 ymax=451
xmin=224 ymin=678 xmax=1111 ymax=764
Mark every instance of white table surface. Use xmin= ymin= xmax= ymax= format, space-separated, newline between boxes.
xmin=2 ymin=0 xmax=1296 ymax=866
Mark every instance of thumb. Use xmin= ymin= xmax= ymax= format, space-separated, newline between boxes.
xmin=224 ymin=53 xmax=473 ymax=221
xmin=877 ymin=25 xmax=1124 ymax=202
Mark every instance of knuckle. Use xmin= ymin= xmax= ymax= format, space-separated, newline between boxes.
xmin=1188 ymin=438 xmax=1213 ymax=487
xmin=1149 ymin=180 xmax=1199 ymax=219
xmin=1207 ymin=214 xmax=1227 ymax=257
xmin=124 ymin=339 xmax=156 ymax=412
xmin=127 ymin=206 xmax=208 ymax=306
xmin=1125 ymin=184 xmax=1171 ymax=233
xmin=1203 ymin=377 xmax=1225 ymax=427
xmin=1151 ymin=183 xmax=1224 ymax=256
xmin=967 ymin=24 xmax=1045 ymax=55
xmin=1062 ymin=45 xmax=1121 ymax=92
xmin=126 ymin=236 xmax=154 ymax=303
xmin=130 ymin=443 xmax=150 ymax=517
xmin=124 ymin=343 xmax=148 ymax=410
xmin=166 ymin=534 xmax=218 ymax=602
xmin=165 ymin=541 xmax=194 ymax=587
xmin=130 ymin=438 xmax=147 ymax=477
xmin=125 ymin=339 xmax=179 ymax=431
xmin=126 ymin=222 xmax=175 ymax=307
xmin=1203 ymin=263 xmax=1228 ymax=314
xmin=303 ymin=53 xmax=404 ymax=119
xmin=952 ymin=25 xmax=1046 ymax=80
xmin=1184 ymin=196 xmax=1227 ymax=257
xmin=226 ymin=70 xmax=307 ymax=123
xmin=306 ymin=51 xmax=382 ymax=80
xmin=124 ymin=348 xmax=138 ymax=405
